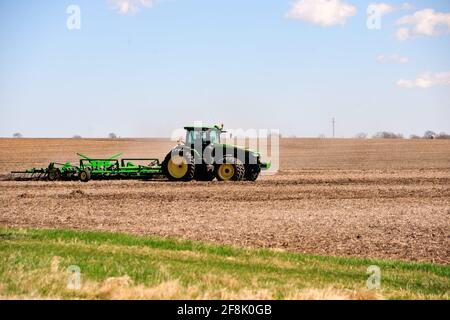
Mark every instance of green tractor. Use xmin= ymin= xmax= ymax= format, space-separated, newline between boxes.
xmin=162 ymin=125 xmax=270 ymax=182
xmin=11 ymin=125 xmax=270 ymax=182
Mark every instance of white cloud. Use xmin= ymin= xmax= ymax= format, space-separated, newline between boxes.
xmin=395 ymin=27 xmax=411 ymax=41
xmin=377 ymin=54 xmax=409 ymax=64
xmin=286 ymin=0 xmax=357 ymax=27
xmin=369 ymin=3 xmax=395 ymax=17
xmin=397 ymin=71 xmax=450 ymax=89
xmin=368 ymin=2 xmax=413 ymax=18
xmin=400 ymin=2 xmax=413 ymax=11
xmin=396 ymin=9 xmax=450 ymax=40
xmin=109 ymin=0 xmax=154 ymax=15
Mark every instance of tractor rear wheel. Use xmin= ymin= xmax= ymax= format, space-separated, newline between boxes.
xmin=79 ymin=170 xmax=91 ymax=183
xmin=245 ymin=165 xmax=261 ymax=181
xmin=163 ymin=151 xmax=195 ymax=181
xmin=195 ymin=165 xmax=215 ymax=181
xmin=215 ymin=157 xmax=245 ymax=181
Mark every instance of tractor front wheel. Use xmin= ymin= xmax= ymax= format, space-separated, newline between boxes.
xmin=215 ymin=157 xmax=245 ymax=181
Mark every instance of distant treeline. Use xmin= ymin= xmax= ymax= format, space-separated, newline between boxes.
xmin=11 ymin=130 xmax=450 ymax=140
xmin=11 ymin=132 xmax=120 ymax=139
xmin=355 ymin=130 xmax=450 ymax=140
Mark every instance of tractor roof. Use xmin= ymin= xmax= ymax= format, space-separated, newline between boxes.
xmin=184 ymin=124 xmax=223 ymax=131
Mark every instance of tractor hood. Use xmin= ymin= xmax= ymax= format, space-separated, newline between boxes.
xmin=218 ymin=143 xmax=261 ymax=157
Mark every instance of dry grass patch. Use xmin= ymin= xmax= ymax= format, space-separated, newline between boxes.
xmin=0 ymin=228 xmax=448 ymax=300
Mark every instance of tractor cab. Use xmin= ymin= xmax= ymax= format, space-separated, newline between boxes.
xmin=184 ymin=125 xmax=223 ymax=147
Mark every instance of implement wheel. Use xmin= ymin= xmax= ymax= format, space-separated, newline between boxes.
xmin=215 ymin=157 xmax=245 ymax=181
xmin=163 ymin=151 xmax=195 ymax=182
xmin=47 ymin=169 xmax=61 ymax=182
xmin=79 ymin=170 xmax=91 ymax=183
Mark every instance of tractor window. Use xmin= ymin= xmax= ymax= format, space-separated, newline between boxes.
xmin=186 ymin=129 xmax=220 ymax=144
xmin=186 ymin=130 xmax=199 ymax=145
xmin=186 ymin=130 xmax=206 ymax=145
xmin=207 ymin=130 xmax=220 ymax=144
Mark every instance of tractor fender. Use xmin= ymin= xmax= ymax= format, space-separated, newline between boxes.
xmin=165 ymin=145 xmax=202 ymax=165
xmin=215 ymin=155 xmax=236 ymax=165
xmin=214 ymin=145 xmax=259 ymax=166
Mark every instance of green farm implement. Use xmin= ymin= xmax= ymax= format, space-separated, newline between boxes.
xmin=11 ymin=162 xmax=79 ymax=181
xmin=77 ymin=153 xmax=163 ymax=182
xmin=11 ymin=125 xmax=270 ymax=182
xmin=11 ymin=153 xmax=163 ymax=182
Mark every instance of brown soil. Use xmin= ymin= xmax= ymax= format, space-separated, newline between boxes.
xmin=0 ymin=138 xmax=449 ymax=264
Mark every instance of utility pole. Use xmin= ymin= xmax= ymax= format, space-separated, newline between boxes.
xmin=332 ymin=117 xmax=335 ymax=138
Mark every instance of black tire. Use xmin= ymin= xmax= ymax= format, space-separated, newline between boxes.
xmin=195 ymin=165 xmax=215 ymax=181
xmin=79 ymin=170 xmax=91 ymax=183
xmin=245 ymin=165 xmax=261 ymax=181
xmin=162 ymin=149 xmax=195 ymax=182
xmin=47 ymin=169 xmax=61 ymax=181
xmin=215 ymin=156 xmax=245 ymax=181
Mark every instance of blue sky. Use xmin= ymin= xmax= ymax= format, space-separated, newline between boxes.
xmin=0 ymin=0 xmax=449 ymax=137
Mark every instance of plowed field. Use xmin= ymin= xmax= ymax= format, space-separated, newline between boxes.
xmin=1 ymin=138 xmax=449 ymax=264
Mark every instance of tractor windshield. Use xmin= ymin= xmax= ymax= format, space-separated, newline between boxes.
xmin=186 ymin=129 xmax=220 ymax=145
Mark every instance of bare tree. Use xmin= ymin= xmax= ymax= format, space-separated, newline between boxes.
xmin=410 ymin=134 xmax=421 ymax=139
xmin=354 ymin=132 xmax=367 ymax=139
xmin=72 ymin=135 xmax=82 ymax=139
xmin=372 ymin=132 xmax=404 ymax=139
xmin=423 ymin=130 xmax=436 ymax=139
xmin=13 ymin=132 xmax=23 ymax=138
xmin=436 ymin=132 xmax=450 ymax=139
xmin=108 ymin=132 xmax=118 ymax=139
